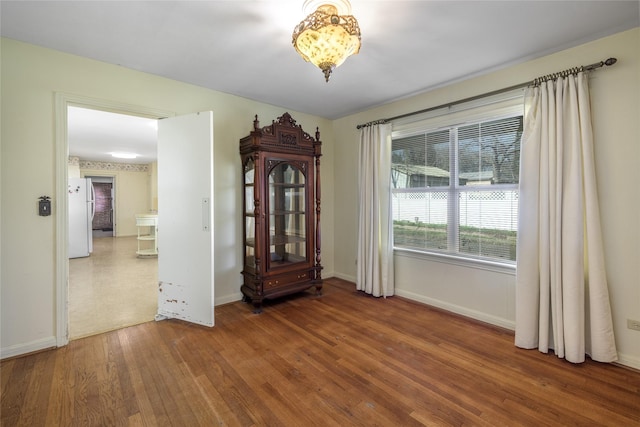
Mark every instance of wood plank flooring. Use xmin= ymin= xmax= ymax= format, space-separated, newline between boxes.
xmin=2 ymin=278 xmax=639 ymax=426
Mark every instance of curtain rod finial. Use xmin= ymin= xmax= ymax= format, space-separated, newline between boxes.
xmin=604 ymin=58 xmax=617 ymax=66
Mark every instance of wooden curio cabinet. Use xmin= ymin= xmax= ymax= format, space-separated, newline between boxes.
xmin=240 ymin=112 xmax=322 ymax=313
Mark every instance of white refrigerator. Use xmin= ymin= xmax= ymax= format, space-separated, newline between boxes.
xmin=68 ymin=177 xmax=95 ymax=258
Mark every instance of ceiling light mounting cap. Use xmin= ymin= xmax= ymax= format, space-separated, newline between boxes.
xmin=302 ymin=0 xmax=352 ymax=15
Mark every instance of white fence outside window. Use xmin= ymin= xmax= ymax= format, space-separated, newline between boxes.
xmin=392 ymin=189 xmax=518 ymax=231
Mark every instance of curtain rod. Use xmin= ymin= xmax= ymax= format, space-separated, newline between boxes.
xmin=356 ymin=57 xmax=617 ymax=129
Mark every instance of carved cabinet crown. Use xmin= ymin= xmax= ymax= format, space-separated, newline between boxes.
xmin=239 ymin=112 xmax=322 ymax=157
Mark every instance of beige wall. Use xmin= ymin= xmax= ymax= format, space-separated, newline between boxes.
xmin=0 ymin=38 xmax=335 ymax=357
xmin=68 ymin=159 xmax=81 ymax=178
xmin=332 ymin=28 xmax=640 ymax=368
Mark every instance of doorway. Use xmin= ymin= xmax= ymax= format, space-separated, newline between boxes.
xmin=57 ymin=94 xmax=215 ymax=347
xmin=65 ymin=102 xmax=161 ymax=339
xmin=89 ymin=176 xmax=115 ymax=238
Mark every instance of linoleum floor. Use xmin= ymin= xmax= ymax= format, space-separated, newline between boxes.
xmin=68 ymin=236 xmax=157 ymax=339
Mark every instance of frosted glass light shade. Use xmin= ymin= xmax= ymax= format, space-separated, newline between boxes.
xmin=292 ymin=3 xmax=361 ymax=82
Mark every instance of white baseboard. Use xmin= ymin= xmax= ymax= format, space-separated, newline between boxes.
xmin=325 ymin=275 xmax=515 ymax=329
xmin=394 ymin=289 xmax=640 ymax=371
xmin=394 ymin=288 xmax=516 ymax=331
xmin=616 ymin=353 xmax=640 ymax=370
xmin=215 ymin=292 xmax=243 ymax=306
xmin=1 ymin=336 xmax=57 ymax=360
xmin=331 ymin=272 xmax=356 ymax=283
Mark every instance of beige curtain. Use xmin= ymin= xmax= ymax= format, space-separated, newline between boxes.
xmin=515 ymin=72 xmax=617 ymax=363
xmin=357 ymin=123 xmax=394 ymax=297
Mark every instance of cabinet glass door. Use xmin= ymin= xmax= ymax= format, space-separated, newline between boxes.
xmin=244 ymin=158 xmax=256 ymax=270
xmin=268 ymin=162 xmax=306 ymax=268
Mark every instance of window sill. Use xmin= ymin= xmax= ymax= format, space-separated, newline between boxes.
xmin=394 ymin=247 xmax=516 ymax=275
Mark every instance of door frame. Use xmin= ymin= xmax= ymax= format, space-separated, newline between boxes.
xmin=54 ymin=93 xmax=174 ymax=347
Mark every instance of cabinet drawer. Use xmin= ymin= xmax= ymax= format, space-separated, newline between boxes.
xmin=264 ymin=271 xmax=310 ymax=290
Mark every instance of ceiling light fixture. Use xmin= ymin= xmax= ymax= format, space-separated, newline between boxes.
xmin=110 ymin=152 xmax=138 ymax=159
xmin=292 ymin=0 xmax=361 ymax=82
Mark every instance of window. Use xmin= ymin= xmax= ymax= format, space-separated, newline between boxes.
xmin=391 ymin=100 xmax=523 ymax=263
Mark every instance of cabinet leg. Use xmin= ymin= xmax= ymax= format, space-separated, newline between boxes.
xmin=251 ymin=300 xmax=263 ymax=314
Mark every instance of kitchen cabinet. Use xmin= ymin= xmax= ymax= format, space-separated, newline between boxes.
xmin=239 ymin=113 xmax=322 ymax=313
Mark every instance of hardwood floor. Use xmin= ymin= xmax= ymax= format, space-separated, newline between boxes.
xmin=2 ymin=278 xmax=639 ymax=426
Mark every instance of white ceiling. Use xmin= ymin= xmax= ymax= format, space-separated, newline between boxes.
xmin=2 ymin=1 xmax=638 ymax=163
xmin=67 ymin=107 xmax=158 ymax=164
